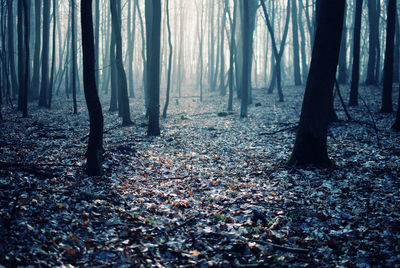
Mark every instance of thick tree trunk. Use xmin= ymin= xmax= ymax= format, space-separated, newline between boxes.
xmin=349 ymin=0 xmax=363 ymax=107
xmin=287 ymin=0 xmax=345 ymax=166
xmin=380 ymin=0 xmax=396 ymax=113
xmin=146 ymin=0 xmax=161 ymax=136
xmin=81 ymin=0 xmax=104 ymax=176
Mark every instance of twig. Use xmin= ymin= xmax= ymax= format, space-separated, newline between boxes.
xmin=359 ymin=92 xmax=380 ymax=146
xmin=259 ymin=125 xmax=298 ymax=136
xmin=249 ymin=239 xmax=309 ymax=254
xmin=334 ymin=79 xmax=352 ymax=120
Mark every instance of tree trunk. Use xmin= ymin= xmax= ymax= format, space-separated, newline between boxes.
xmin=162 ymin=0 xmax=173 ymax=118
xmin=287 ymin=0 xmax=345 ymax=166
xmin=349 ymin=0 xmax=363 ymax=107
xmin=31 ymin=0 xmax=41 ymax=100
xmin=146 ymin=0 xmax=161 ymax=136
xmin=337 ymin=2 xmax=348 ymax=84
xmin=81 ymin=0 xmax=104 ymax=176
xmin=71 ymin=0 xmax=77 ymax=114
xmin=365 ymin=0 xmax=379 ymax=85
xmin=39 ymin=0 xmax=50 ymax=107
xmin=228 ymin=0 xmax=237 ymax=111
xmin=291 ymin=0 xmax=301 ymax=85
xmin=110 ymin=0 xmax=133 ymax=126
xmin=7 ymin=0 xmax=18 ymax=100
xmin=240 ymin=0 xmax=250 ymax=118
xmin=380 ymin=0 xmax=396 ymax=113
xmin=48 ymin=0 xmax=56 ymax=109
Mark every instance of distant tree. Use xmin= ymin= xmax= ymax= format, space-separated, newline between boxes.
xmin=31 ymin=0 xmax=41 ymax=100
xmin=291 ymin=0 xmax=301 ymax=85
xmin=39 ymin=0 xmax=50 ymax=107
xmin=337 ymin=2 xmax=348 ymax=84
xmin=287 ymin=0 xmax=345 ymax=166
xmin=18 ymin=0 xmax=30 ymax=117
xmin=380 ymin=0 xmax=396 ymax=113
xmin=349 ymin=0 xmax=363 ymax=107
xmin=110 ymin=0 xmax=133 ymax=126
xmin=48 ymin=0 xmax=57 ymax=109
xmin=365 ymin=0 xmax=380 ymax=85
xmin=240 ymin=0 xmax=250 ymax=117
xmin=227 ymin=0 xmax=237 ymax=111
xmin=162 ymin=0 xmax=173 ymax=118
xmin=7 ymin=0 xmax=18 ymax=100
xmin=260 ymin=0 xmax=291 ymax=102
xmin=109 ymin=28 xmax=118 ymax=112
xmin=81 ymin=0 xmax=104 ymax=176
xmin=71 ymin=0 xmax=77 ymax=114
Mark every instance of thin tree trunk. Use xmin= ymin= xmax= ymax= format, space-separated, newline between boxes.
xmin=162 ymin=0 xmax=173 ymax=118
xmin=39 ymin=0 xmax=50 ymax=107
xmin=31 ymin=0 xmax=41 ymax=100
xmin=71 ymin=0 xmax=77 ymax=114
xmin=292 ymin=0 xmax=302 ymax=85
xmin=48 ymin=0 xmax=56 ymax=109
xmin=349 ymin=0 xmax=363 ymax=107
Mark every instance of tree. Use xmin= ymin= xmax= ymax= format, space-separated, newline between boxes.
xmin=240 ymin=0 xmax=250 ymax=118
xmin=146 ymin=0 xmax=161 ymax=136
xmin=110 ymin=0 xmax=133 ymax=126
xmin=287 ymin=0 xmax=345 ymax=166
xmin=365 ymin=0 xmax=380 ymax=85
xmin=380 ymin=0 xmax=396 ymax=113
xmin=39 ymin=0 xmax=50 ymax=107
xmin=337 ymin=2 xmax=348 ymax=84
xmin=349 ymin=0 xmax=363 ymax=107
xmin=291 ymin=0 xmax=301 ymax=85
xmin=162 ymin=0 xmax=173 ymax=118
xmin=18 ymin=0 xmax=30 ymax=117
xmin=71 ymin=0 xmax=77 ymax=114
xmin=31 ymin=0 xmax=41 ymax=100
xmin=48 ymin=0 xmax=57 ymax=109
xmin=227 ymin=0 xmax=237 ymax=111
xmin=260 ymin=0 xmax=291 ymax=102
xmin=81 ymin=0 xmax=104 ymax=176
xmin=7 ymin=0 xmax=18 ymax=100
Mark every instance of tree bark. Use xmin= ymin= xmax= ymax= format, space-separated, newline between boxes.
xmin=291 ymin=0 xmax=302 ymax=85
xmin=81 ymin=0 xmax=104 ymax=176
xmin=31 ymin=0 xmax=41 ymax=100
xmin=380 ymin=0 xmax=396 ymax=113
xmin=146 ymin=0 xmax=161 ymax=136
xmin=39 ymin=0 xmax=50 ymax=107
xmin=349 ymin=0 xmax=363 ymax=107
xmin=287 ymin=0 xmax=345 ymax=166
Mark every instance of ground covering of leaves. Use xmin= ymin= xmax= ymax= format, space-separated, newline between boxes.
xmin=0 ymin=86 xmax=399 ymax=267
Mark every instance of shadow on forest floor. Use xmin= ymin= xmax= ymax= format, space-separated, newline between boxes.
xmin=0 ymin=86 xmax=399 ymax=266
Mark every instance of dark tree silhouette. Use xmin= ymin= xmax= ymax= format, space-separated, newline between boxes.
xmin=240 ymin=0 xmax=250 ymax=118
xmin=81 ymin=0 xmax=104 ymax=176
xmin=287 ymin=0 xmax=345 ymax=166
xmin=349 ymin=0 xmax=363 ymax=107
xmin=39 ymin=0 xmax=50 ymax=107
xmin=31 ymin=0 xmax=41 ymax=100
xmin=380 ymin=0 xmax=396 ymax=113
xmin=146 ymin=0 xmax=161 ymax=136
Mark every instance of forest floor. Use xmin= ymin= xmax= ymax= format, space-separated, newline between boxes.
xmin=0 ymin=85 xmax=399 ymax=267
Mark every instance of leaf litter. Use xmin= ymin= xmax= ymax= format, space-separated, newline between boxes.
xmin=0 ymin=86 xmax=399 ymax=267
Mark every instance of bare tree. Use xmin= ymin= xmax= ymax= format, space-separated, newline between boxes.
xmin=287 ymin=0 xmax=345 ymax=166
xmin=81 ymin=0 xmax=104 ymax=176
xmin=162 ymin=0 xmax=173 ymax=118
